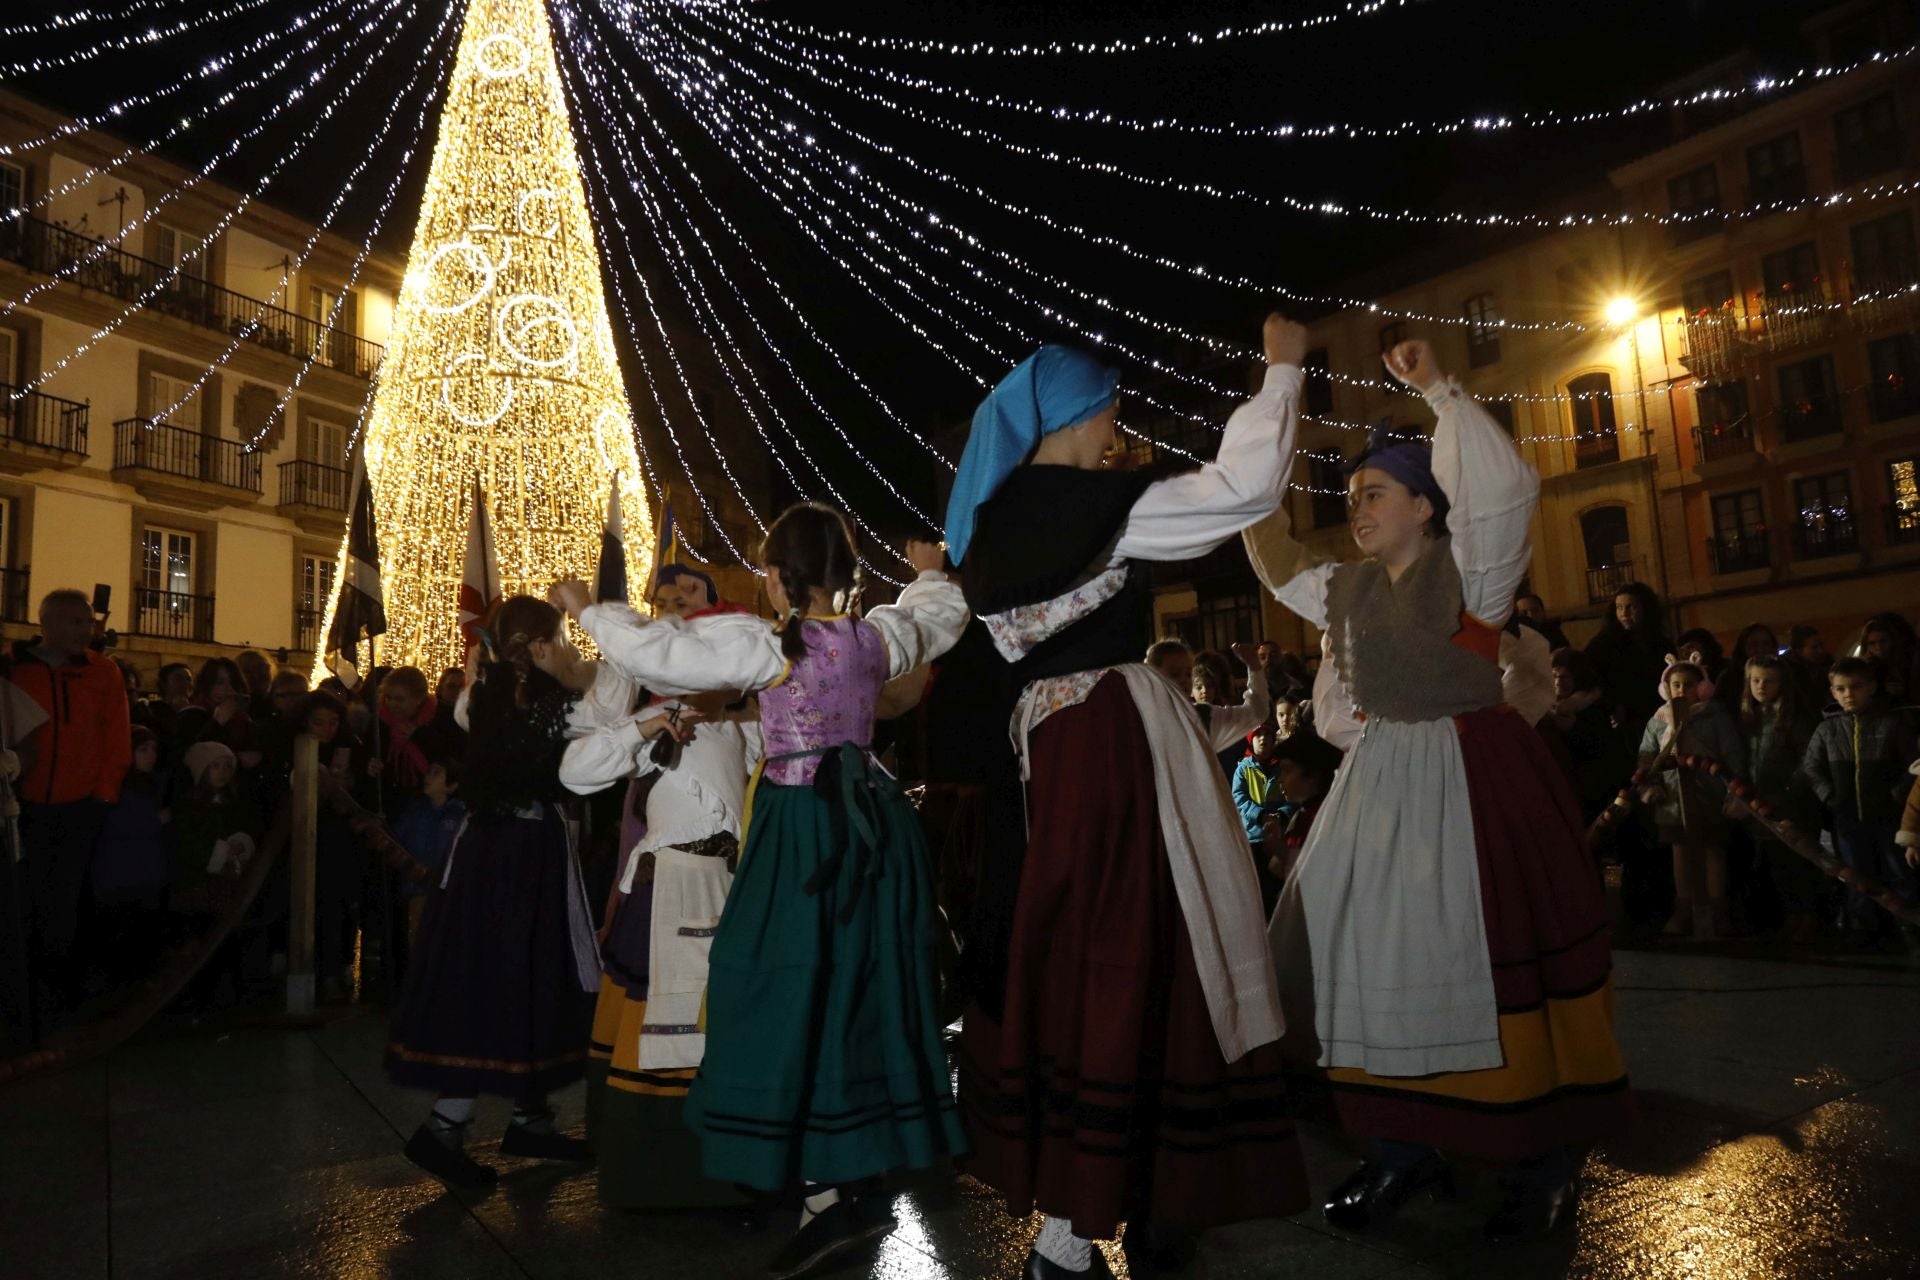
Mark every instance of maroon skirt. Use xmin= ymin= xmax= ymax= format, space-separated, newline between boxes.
xmin=958 ymin=675 xmax=1306 ymax=1239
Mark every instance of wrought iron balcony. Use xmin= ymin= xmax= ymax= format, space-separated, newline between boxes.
xmin=295 ymin=607 xmax=322 ymax=654
xmin=1707 ymin=532 xmax=1771 ymax=575
xmin=131 ymin=588 xmax=214 ymax=643
xmin=0 ymin=214 xmax=383 ymax=379
xmin=1792 ymin=507 xmax=1860 ymax=559
xmin=113 ymin=418 xmax=263 ymax=496
xmin=0 ymin=381 xmax=89 ymax=461
xmin=1692 ymin=417 xmax=1754 ymax=465
xmin=1756 ymin=286 xmax=1840 ymax=352
xmin=1776 ymin=393 xmax=1844 ymax=444
xmin=1677 ymin=307 xmax=1747 ymax=383
xmin=278 ymin=460 xmax=349 ymax=511
xmin=1585 ymin=562 xmax=1634 ymax=605
xmin=1573 ymin=430 xmax=1622 ymax=470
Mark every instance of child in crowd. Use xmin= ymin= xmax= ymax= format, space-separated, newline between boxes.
xmin=1259 ymin=727 xmax=1342 ymax=892
xmin=1727 ymin=656 xmax=1823 ymax=944
xmin=91 ymin=726 xmax=171 ymax=980
xmin=303 ymin=690 xmax=367 ymax=998
xmin=1273 ymin=696 xmax=1302 ymax=742
xmin=1233 ymin=721 xmax=1291 ymax=915
xmin=1805 ymin=658 xmax=1919 ymax=946
xmin=169 ymin=742 xmax=258 ymax=913
xmin=1637 ymin=662 xmax=1746 ymax=938
xmin=390 ymin=758 xmax=466 ymax=946
xmin=372 ymin=666 xmax=452 ymax=804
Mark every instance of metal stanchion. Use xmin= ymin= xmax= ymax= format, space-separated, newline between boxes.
xmin=286 ymin=733 xmax=318 ymax=1016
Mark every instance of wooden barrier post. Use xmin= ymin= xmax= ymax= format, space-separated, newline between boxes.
xmin=286 ymin=732 xmax=319 ymax=1016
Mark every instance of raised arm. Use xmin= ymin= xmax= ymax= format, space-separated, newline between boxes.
xmin=558 ymin=703 xmax=676 ymax=796
xmin=1205 ymin=648 xmax=1271 ymax=749
xmin=1243 ymin=501 xmax=1335 ymax=630
xmin=576 ymin=603 xmax=789 ymax=697
xmin=1113 ymin=315 xmax=1308 ymax=563
xmin=865 ymin=557 xmax=972 ymax=680
xmin=1386 ymin=340 xmax=1540 ymax=628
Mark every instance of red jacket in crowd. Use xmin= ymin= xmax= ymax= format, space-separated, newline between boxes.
xmin=11 ymin=643 xmax=131 ymax=805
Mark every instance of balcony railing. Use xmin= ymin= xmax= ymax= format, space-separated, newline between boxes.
xmin=295 ymin=607 xmax=322 ymax=653
xmin=1707 ymin=532 xmax=1772 ymax=575
xmin=278 ymin=459 xmax=349 ymax=511
xmin=0 ymin=566 xmax=28 ymax=623
xmin=1745 ymin=168 xmax=1809 ymax=210
xmin=1792 ymin=507 xmax=1860 ymax=559
xmin=131 ymin=588 xmax=214 ymax=642
xmin=1777 ymin=393 xmax=1844 ymax=444
xmin=0 ymin=214 xmax=383 ymax=379
xmin=1586 ymin=562 xmax=1635 ymax=604
xmin=1677 ymin=308 xmax=1746 ymax=382
xmin=0 ymin=381 xmax=89 ymax=458
xmin=113 ymin=418 xmax=263 ymax=493
xmin=1574 ymin=430 xmax=1622 ymax=470
xmin=1756 ymin=286 xmax=1839 ymax=352
xmin=1693 ymin=417 xmax=1754 ymax=464
xmin=1887 ymin=506 xmax=1920 ymax=548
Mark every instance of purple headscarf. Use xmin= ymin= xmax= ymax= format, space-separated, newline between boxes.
xmin=1344 ymin=419 xmax=1450 ymax=528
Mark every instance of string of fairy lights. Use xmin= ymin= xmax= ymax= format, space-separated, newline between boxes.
xmin=557 ymin=2 xmax=915 ymax=579
xmin=5 ymin=0 xmax=425 ymax=404
xmin=2 ymin=0 xmax=1917 ymax=609
xmin=182 ymin=6 xmax=461 ymax=439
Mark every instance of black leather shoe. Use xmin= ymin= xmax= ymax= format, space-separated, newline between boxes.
xmin=1321 ymin=1155 xmax=1455 ymax=1232
xmin=765 ymin=1196 xmax=897 ymax=1279
xmin=403 ymin=1123 xmax=497 ymax=1190
xmin=1022 ymin=1246 xmax=1116 ymax=1280
xmin=1482 ymin=1176 xmax=1579 ymax=1246
xmin=500 ymin=1121 xmax=594 ymax=1162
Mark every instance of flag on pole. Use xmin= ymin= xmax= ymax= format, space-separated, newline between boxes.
xmin=657 ymin=499 xmax=679 ymax=570
xmin=325 ymin=451 xmax=387 ymax=688
xmin=457 ymin=477 xmax=503 ymax=656
xmin=594 ymin=476 xmax=627 ymax=605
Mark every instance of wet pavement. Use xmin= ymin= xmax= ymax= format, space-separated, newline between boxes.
xmin=4 ymin=947 xmax=1919 ymax=1280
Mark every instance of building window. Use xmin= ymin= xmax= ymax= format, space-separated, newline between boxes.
xmin=1792 ymin=470 xmax=1858 ymax=558
xmin=298 ymin=552 xmax=336 ymax=652
xmin=1194 ymin=588 xmax=1260 ymax=656
xmin=1308 ymin=453 xmax=1347 ymax=530
xmin=1745 ymin=132 xmax=1807 ymax=208
xmin=0 ymin=496 xmax=19 ymax=623
xmin=0 ymin=325 xmax=18 ymax=388
xmin=1777 ymin=355 xmax=1843 ymax=442
xmin=1303 ymin=348 xmax=1332 ymax=416
xmin=1484 ymin=399 xmax=1515 ymax=435
xmin=1567 ymin=372 xmax=1619 ymax=467
xmin=1579 ymin=505 xmax=1633 ymax=603
xmin=1888 ymin=457 xmax=1920 ymax=544
xmin=0 ymin=160 xmax=22 ymax=225
xmin=146 ymin=370 xmax=203 ymax=429
xmin=1377 ymin=321 xmax=1406 ymax=355
xmin=1869 ymin=332 xmax=1920 ymax=422
xmin=1709 ymin=489 xmax=1770 ymax=573
xmin=1850 ymin=209 xmax=1918 ymax=295
xmin=1834 ymin=92 xmax=1902 ymax=185
xmin=1667 ymin=164 xmax=1721 ymax=244
xmin=150 ymin=225 xmax=209 ymax=277
xmin=1681 ymin=269 xmax=1737 ymax=316
xmin=1762 ymin=242 xmax=1821 ymax=296
xmin=299 ymin=415 xmax=350 ymax=465
xmin=136 ymin=526 xmax=210 ymax=641
xmin=1462 ymin=293 xmax=1501 ymax=368
xmin=1694 ymin=381 xmax=1753 ymax=462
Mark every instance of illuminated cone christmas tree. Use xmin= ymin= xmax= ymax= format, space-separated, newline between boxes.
xmin=317 ymin=0 xmax=653 ymax=677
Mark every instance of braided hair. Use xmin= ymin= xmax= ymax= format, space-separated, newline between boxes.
xmin=761 ymin=502 xmax=860 ymax=662
xmin=465 ymin=595 xmax=573 ymax=820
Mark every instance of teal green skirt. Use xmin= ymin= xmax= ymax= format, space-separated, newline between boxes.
xmin=684 ymin=774 xmax=967 ymax=1190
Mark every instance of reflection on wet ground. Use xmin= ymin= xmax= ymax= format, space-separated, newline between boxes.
xmin=4 ymin=948 xmax=1919 ymax=1280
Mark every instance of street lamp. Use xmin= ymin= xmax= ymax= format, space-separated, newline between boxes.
xmin=1603 ymin=294 xmax=1670 ymax=604
xmin=1604 ymin=296 xmax=1640 ymax=327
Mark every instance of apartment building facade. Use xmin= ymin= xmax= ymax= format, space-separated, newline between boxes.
xmin=1153 ymin=2 xmax=1920 ymax=659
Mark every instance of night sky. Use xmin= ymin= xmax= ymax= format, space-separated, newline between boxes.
xmin=3 ymin=0 xmax=1836 ymax=544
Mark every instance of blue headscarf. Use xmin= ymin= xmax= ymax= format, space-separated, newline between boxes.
xmin=944 ymin=345 xmax=1120 ymax=565
xmin=1344 ymin=417 xmax=1451 ymax=529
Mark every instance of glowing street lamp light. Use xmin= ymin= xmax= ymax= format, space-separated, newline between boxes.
xmin=1604 ymin=296 xmax=1640 ymax=327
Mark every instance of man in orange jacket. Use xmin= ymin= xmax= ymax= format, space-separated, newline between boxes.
xmin=9 ymin=588 xmax=130 ymax=1024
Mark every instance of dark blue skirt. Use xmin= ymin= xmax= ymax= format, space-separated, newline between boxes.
xmin=385 ymin=806 xmax=595 ymax=1101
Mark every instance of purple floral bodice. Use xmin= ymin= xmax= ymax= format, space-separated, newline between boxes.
xmin=759 ymin=617 xmax=889 ymax=785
